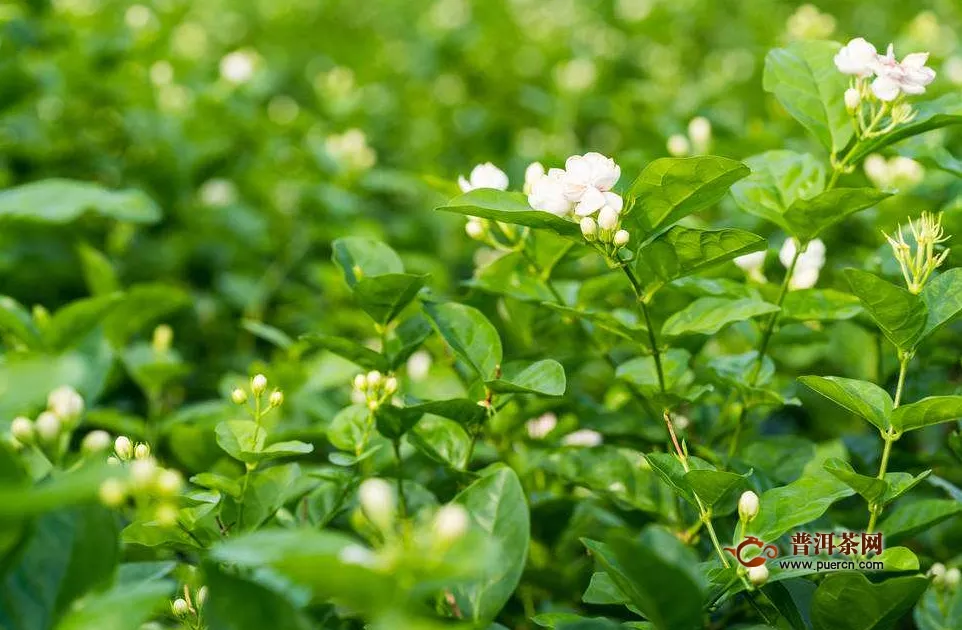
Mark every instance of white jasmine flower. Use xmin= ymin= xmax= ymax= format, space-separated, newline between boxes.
xmin=872 ymin=44 xmax=936 ymax=101
xmin=339 ymin=544 xmax=377 ymax=567
xmin=575 ymin=188 xmax=623 ymax=218
xmin=465 ymin=218 xmax=486 ymax=240
xmin=666 ymin=134 xmax=691 ymax=157
xmin=35 ymin=412 xmax=61 ymax=442
xmin=10 ymin=417 xmax=34 ymax=444
xmin=433 ymin=504 xmax=469 ymax=542
xmin=580 ymin=216 xmax=598 ymax=241
xmin=407 ymin=350 xmax=432 ymax=380
xmin=114 ymin=436 xmax=133 ymax=460
xmin=688 ymin=117 xmax=712 ymax=151
xmin=889 ymin=156 xmax=924 ymax=188
xmin=359 ymin=478 xmax=395 ymax=531
xmin=48 ymin=385 xmax=84 ymax=421
xmin=528 ymin=168 xmax=572 ymax=215
xmin=199 ymin=178 xmax=237 ymax=207
xmin=562 ymin=152 xmax=620 ymax=203
xmin=562 ymin=429 xmax=603 ymax=447
xmin=525 ymin=413 xmax=557 ymax=439
xmin=524 ymin=162 xmax=545 ymax=194
xmin=834 ymin=37 xmax=879 ymax=77
xmin=458 ymin=163 xmax=509 ymax=192
xmin=597 ymin=204 xmax=620 ymax=230
xmin=780 ymin=238 xmax=826 ymax=290
xmin=735 ymin=250 xmax=766 ymax=274
xmin=82 ymin=430 xmax=111 ymax=454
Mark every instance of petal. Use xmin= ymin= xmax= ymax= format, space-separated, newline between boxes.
xmin=900 ymin=52 xmax=930 ymax=69
xmin=603 ymin=192 xmax=624 ymax=213
xmin=575 ymin=187 xmax=606 ymax=216
xmin=871 ymin=75 xmax=900 ymax=101
xmin=458 ymin=175 xmax=472 ymax=192
xmin=565 ymin=155 xmax=590 ymax=182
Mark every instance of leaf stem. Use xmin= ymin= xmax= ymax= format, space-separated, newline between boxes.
xmin=393 ymin=438 xmax=407 ymax=519
xmin=866 ymin=353 xmax=909 ymax=532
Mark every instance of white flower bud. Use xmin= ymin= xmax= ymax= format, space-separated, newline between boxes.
xmin=107 ymin=456 xmax=120 ymax=466
xmin=688 ymin=116 xmax=712 ymax=148
xmin=748 ymin=563 xmax=769 ymax=586
xmin=598 ymin=206 xmax=619 ymax=231
xmin=152 ymin=324 xmax=173 ymax=353
xmin=580 ymin=216 xmax=598 ymax=241
xmin=367 ymin=370 xmax=382 ymax=386
xmin=171 ymin=598 xmax=190 ymax=617
xmin=196 ymin=586 xmax=208 ymax=606
xmin=667 ymin=134 xmax=690 ymax=157
xmin=384 ymin=376 xmax=398 ymax=395
xmin=130 ymin=458 xmax=158 ymax=488
xmin=82 ymin=430 xmax=111 ymax=454
xmin=35 ymin=412 xmax=61 ymax=442
xmin=353 ymin=373 xmax=368 ymax=390
xmin=155 ymin=469 xmax=182 ymax=496
xmin=10 ymin=417 xmax=34 ymax=444
xmin=844 ymin=87 xmax=861 ymax=112
xmin=465 ymin=218 xmax=485 ymax=240
xmin=98 ymin=478 xmax=127 ymax=507
xmin=358 ymin=478 xmax=395 ymax=532
xmin=930 ymin=562 xmax=946 ymax=581
xmin=134 ymin=443 xmax=151 ymax=460
xmin=433 ymin=504 xmax=469 ymax=542
xmin=231 ymin=388 xmax=247 ymax=404
xmin=48 ymin=386 xmax=84 ymax=422
xmin=269 ymin=390 xmax=284 ymax=407
xmin=738 ymin=491 xmax=760 ymax=522
xmin=251 ymin=374 xmax=268 ymax=394
xmin=114 ymin=435 xmax=133 ymax=460
xmin=613 ymin=229 xmax=630 ymax=247
xmin=946 ymin=567 xmax=961 ymax=588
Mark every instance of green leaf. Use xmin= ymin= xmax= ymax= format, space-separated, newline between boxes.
xmin=844 ymin=269 xmax=927 ymax=352
xmin=890 ymin=396 xmax=962 ymax=432
xmin=202 ymin=563 xmax=313 ymax=630
xmin=423 ymin=302 xmax=502 ymax=380
xmin=54 ymin=580 xmax=174 ymax=630
xmin=327 ymin=404 xmax=375 ymax=455
xmin=216 ymin=419 xmax=264 ymax=462
xmin=353 ymin=273 xmax=427 ymax=325
xmin=0 ymin=463 xmax=123 ymax=518
xmin=632 ymin=226 xmax=766 ymax=297
xmin=400 ymin=399 xmax=487 ymax=427
xmin=781 ymin=289 xmax=862 ymax=321
xmin=683 ymin=469 xmax=750 ymax=506
xmin=583 ymin=528 xmax=705 ymax=630
xmin=452 ymin=467 xmax=530 ymax=625
xmin=798 ymin=375 xmax=893 ymax=432
xmin=880 ymin=499 xmax=962 ymax=543
xmin=374 ymin=404 xmax=423 ymax=439
xmin=485 ymin=359 xmax=566 ymax=396
xmin=763 ymin=40 xmax=852 ymax=153
xmin=44 ymin=293 xmax=124 ymax=351
xmin=467 ymin=251 xmax=557 ymax=303
xmin=408 ymin=415 xmax=470 ymax=470
xmin=627 ymin=156 xmax=750 ymax=236
xmin=811 ymin=573 xmax=927 ymax=630
xmin=731 ymin=150 xmax=825 ymax=231
xmin=0 ymin=179 xmax=162 ymax=224
xmin=103 ymin=284 xmax=191 ymax=346
xmin=582 ymin=572 xmax=629 ymax=606
xmin=385 ymin=315 xmax=433 ymax=369
xmin=241 ymin=320 xmax=294 ymax=349
xmin=644 ymin=452 xmax=711 ymax=506
xmin=437 ymin=189 xmax=582 ymax=239
xmin=749 ymin=472 xmax=854 ymax=541
xmin=920 ymin=267 xmax=962 ymax=342
xmin=882 ymin=470 xmax=931 ymax=504
xmin=0 ymin=295 xmax=42 ymax=348
xmin=301 ymin=333 xmax=390 ymax=372
xmin=844 ymin=93 xmax=962 ymax=165
xmin=331 ymin=237 xmax=404 ymax=287
xmin=783 ymin=188 xmax=890 ymax=242
xmin=823 ymin=458 xmax=888 ymax=504
xmin=661 ymin=297 xmax=778 ymax=337
xmin=76 ymin=243 xmax=119 ymax=297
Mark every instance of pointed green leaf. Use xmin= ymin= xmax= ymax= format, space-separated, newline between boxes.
xmin=423 ymin=302 xmax=502 ymax=380
xmin=731 ymin=150 xmax=825 ymax=231
xmin=781 ymin=289 xmax=862 ymax=321
xmin=661 ymin=297 xmax=779 ymax=337
xmin=844 ymin=269 xmax=927 ymax=351
xmin=331 ymin=237 xmax=404 ymax=287
xmin=811 ymin=573 xmax=928 ymax=630
xmin=683 ymin=469 xmax=750 ymax=506
xmin=823 ymin=458 xmax=888 ymax=504
xmin=485 ymin=359 xmax=566 ymax=396
xmin=890 ymin=396 xmax=962 ymax=432
xmin=0 ymin=179 xmax=162 ymax=224
xmin=783 ymin=188 xmax=890 ymax=242
xmin=880 ymin=499 xmax=962 ymax=543
xmin=301 ymin=334 xmax=390 ymax=372
xmin=798 ymin=375 xmax=893 ymax=432
xmin=749 ymin=472 xmax=854 ymax=541
xmin=920 ymin=267 xmax=962 ymax=342
xmin=437 ymin=189 xmax=581 ymax=239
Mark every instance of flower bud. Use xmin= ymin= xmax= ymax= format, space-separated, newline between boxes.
xmin=231 ymin=388 xmax=247 ymax=404
xmin=155 ymin=469 xmax=183 ymax=496
xmin=10 ymin=417 xmax=34 ymax=445
xmin=358 ymin=478 xmax=395 ymax=532
xmin=269 ymin=390 xmax=284 ymax=407
xmin=844 ymin=87 xmax=860 ymax=112
xmin=99 ymin=478 xmax=127 ymax=507
xmin=171 ymin=598 xmax=190 ymax=617
xmin=196 ymin=586 xmax=208 ymax=606
xmin=48 ymin=385 xmax=84 ymax=422
xmin=353 ymin=373 xmax=367 ymax=390
xmin=107 ymin=456 xmax=120 ymax=466
xmin=738 ymin=491 xmax=760 ymax=522
xmin=930 ymin=562 xmax=946 ymax=583
xmin=130 ymin=458 xmax=158 ymax=488
xmin=891 ymin=103 xmax=914 ymax=124
xmin=598 ymin=206 xmax=619 ymax=231
xmin=613 ymin=229 xmax=630 ymax=247
xmin=688 ymin=116 xmax=712 ymax=148
xmin=465 ymin=218 xmax=485 ymax=240
xmin=366 ymin=370 xmax=382 ymax=386
xmin=383 ymin=376 xmax=398 ymax=395
xmin=152 ymin=324 xmax=173 ymax=353
xmin=667 ymin=134 xmax=690 ymax=157
xmin=82 ymin=430 xmax=111 ymax=454
xmin=114 ymin=436 xmax=133 ymax=460
xmin=134 ymin=443 xmax=151 ymax=460
xmin=433 ymin=504 xmax=469 ymax=543
xmin=580 ymin=217 xmax=598 ymax=241
xmin=748 ymin=563 xmax=769 ymax=586
xmin=946 ymin=567 xmax=961 ymax=589
xmin=35 ymin=412 xmax=61 ymax=443
xmin=251 ymin=374 xmax=268 ymax=394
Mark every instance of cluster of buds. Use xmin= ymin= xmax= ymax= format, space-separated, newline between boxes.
xmin=6 ymin=386 xmax=85 ymax=456
xmin=352 ymin=370 xmax=398 ymax=410
xmin=929 ymin=563 xmax=961 ymax=589
xmin=579 ymin=210 xmax=631 ymax=254
xmin=99 ymin=436 xmax=183 ymax=526
xmin=171 ymin=585 xmax=207 ymax=622
xmin=231 ymin=373 xmax=284 ymax=410
xmin=884 ymin=212 xmax=951 ymax=294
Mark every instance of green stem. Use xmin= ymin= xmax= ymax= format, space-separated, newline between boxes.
xmin=867 ymin=354 xmax=909 ymax=532
xmin=621 ymin=264 xmax=665 ymax=389
xmin=393 ymin=438 xmax=407 ymax=519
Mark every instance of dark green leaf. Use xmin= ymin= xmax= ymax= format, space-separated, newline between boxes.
xmin=811 ymin=573 xmax=927 ymax=630
xmin=301 ymin=333 xmax=390 ymax=372
xmin=890 ymin=396 xmax=962 ymax=432
xmin=423 ymin=302 xmax=502 ymax=380
xmin=844 ymin=269 xmax=927 ymax=351
xmin=798 ymin=376 xmax=893 ymax=432
xmin=783 ymin=188 xmax=890 ymax=242
xmin=919 ymin=268 xmax=962 ymax=342
xmin=485 ymin=359 xmax=566 ymax=396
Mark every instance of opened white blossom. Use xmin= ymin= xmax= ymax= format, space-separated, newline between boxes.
xmin=458 ymin=162 xmax=509 ymax=193
xmin=735 ymin=250 xmax=766 ymax=276
xmin=523 ymin=162 xmax=545 ymax=194
xmin=562 ymin=429 xmax=603 ymax=447
xmin=834 ymin=37 xmax=879 ymax=77
xmin=528 ymin=168 xmax=572 ymax=216
xmin=526 ymin=412 xmax=557 ymax=439
xmin=576 ymin=187 xmax=623 ymax=218
xmin=562 ymin=152 xmax=620 ymax=203
xmin=780 ymin=238 xmax=826 ymax=290
xmin=872 ymin=44 xmax=936 ymax=101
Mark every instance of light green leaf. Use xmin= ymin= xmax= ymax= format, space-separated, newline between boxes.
xmin=301 ymin=333 xmax=390 ymax=372
xmin=327 ymin=404 xmax=375 ymax=455
xmin=661 ymin=297 xmax=779 ymax=337
xmin=353 ymin=273 xmax=427 ymax=325
xmin=331 ymin=237 xmax=404 ymax=287
xmin=811 ymin=573 xmax=928 ymax=630
xmin=452 ymin=467 xmax=530 ymax=625
xmin=683 ymin=469 xmax=750 ymax=506
xmin=44 ymin=293 xmax=124 ymax=351
xmin=890 ymin=396 xmax=962 ymax=432
xmin=0 ymin=179 xmax=162 ymax=224
xmin=628 ymin=155 xmax=750 ymax=236
xmin=781 ymin=289 xmax=862 ymax=321
xmin=485 ymin=359 xmax=566 ymax=396
xmin=423 ymin=302 xmax=502 ymax=380
xmin=783 ymin=188 xmax=890 ymax=242
xmin=749 ymin=473 xmax=854 ymax=541
xmin=54 ymin=580 xmax=174 ymax=630
xmin=844 ymin=269 xmax=927 ymax=352
xmin=763 ymin=40 xmax=852 ymax=153
xmin=731 ymin=150 xmax=825 ymax=231
xmin=880 ymin=499 xmax=962 ymax=543
xmin=0 ymin=295 xmax=42 ymax=348
xmin=437 ymin=189 xmax=581 ymax=239
xmin=823 ymin=458 xmax=888 ymax=504
xmin=798 ymin=375 xmax=893 ymax=432
xmin=920 ymin=267 xmax=962 ymax=342
xmin=408 ymin=415 xmax=470 ymax=470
